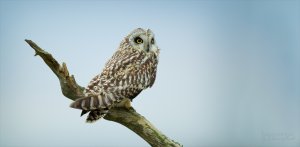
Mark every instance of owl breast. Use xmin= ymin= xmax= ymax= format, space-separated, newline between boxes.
xmin=85 ymin=46 xmax=158 ymax=102
xmin=105 ymin=49 xmax=158 ymax=101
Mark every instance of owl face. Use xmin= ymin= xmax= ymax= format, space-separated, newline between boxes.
xmin=127 ymin=28 xmax=159 ymax=53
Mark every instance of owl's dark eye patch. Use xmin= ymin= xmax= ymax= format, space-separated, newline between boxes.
xmin=151 ymin=38 xmax=155 ymax=44
xmin=134 ymin=37 xmax=143 ymax=44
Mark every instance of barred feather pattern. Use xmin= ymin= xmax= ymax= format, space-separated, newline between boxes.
xmin=70 ymin=36 xmax=159 ymax=123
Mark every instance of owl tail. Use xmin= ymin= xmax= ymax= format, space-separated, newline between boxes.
xmin=70 ymin=95 xmax=115 ymax=123
xmin=85 ymin=109 xmax=109 ymax=123
xmin=70 ymin=95 xmax=114 ymax=110
xmin=77 ymin=109 xmax=109 ymax=123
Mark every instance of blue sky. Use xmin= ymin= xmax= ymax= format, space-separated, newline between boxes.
xmin=0 ymin=0 xmax=299 ymax=146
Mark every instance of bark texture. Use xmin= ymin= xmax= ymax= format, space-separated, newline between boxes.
xmin=25 ymin=39 xmax=182 ymax=147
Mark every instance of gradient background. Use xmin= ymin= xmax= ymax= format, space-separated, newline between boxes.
xmin=0 ymin=0 xmax=299 ymax=146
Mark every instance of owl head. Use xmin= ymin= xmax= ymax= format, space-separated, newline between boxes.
xmin=125 ymin=28 xmax=159 ymax=54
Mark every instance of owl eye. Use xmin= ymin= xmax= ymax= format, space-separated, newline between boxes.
xmin=134 ymin=37 xmax=143 ymax=44
xmin=151 ymin=38 xmax=155 ymax=44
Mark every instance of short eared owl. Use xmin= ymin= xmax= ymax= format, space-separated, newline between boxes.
xmin=70 ymin=28 xmax=160 ymax=122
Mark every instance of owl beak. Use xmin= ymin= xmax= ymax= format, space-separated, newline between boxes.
xmin=146 ymin=43 xmax=150 ymax=52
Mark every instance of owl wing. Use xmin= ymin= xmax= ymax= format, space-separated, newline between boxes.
xmin=70 ymin=49 xmax=145 ymax=111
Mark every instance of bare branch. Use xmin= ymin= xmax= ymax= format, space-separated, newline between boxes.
xmin=106 ymin=108 xmax=182 ymax=147
xmin=25 ymin=39 xmax=182 ymax=147
xmin=25 ymin=39 xmax=84 ymax=100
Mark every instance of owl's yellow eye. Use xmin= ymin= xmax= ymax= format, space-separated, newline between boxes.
xmin=134 ymin=37 xmax=143 ymax=44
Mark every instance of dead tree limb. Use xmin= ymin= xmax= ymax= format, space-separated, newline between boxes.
xmin=25 ymin=39 xmax=182 ymax=147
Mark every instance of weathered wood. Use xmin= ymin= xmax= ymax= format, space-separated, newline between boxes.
xmin=25 ymin=39 xmax=182 ymax=147
xmin=25 ymin=40 xmax=85 ymax=100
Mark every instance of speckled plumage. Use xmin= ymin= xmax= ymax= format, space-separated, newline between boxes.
xmin=70 ymin=28 xmax=159 ymax=123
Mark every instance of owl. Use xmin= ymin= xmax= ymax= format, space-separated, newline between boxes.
xmin=70 ymin=28 xmax=160 ymax=123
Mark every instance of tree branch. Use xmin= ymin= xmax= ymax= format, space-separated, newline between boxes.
xmin=25 ymin=39 xmax=182 ymax=147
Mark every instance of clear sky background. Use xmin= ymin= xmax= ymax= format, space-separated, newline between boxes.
xmin=0 ymin=0 xmax=299 ymax=146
